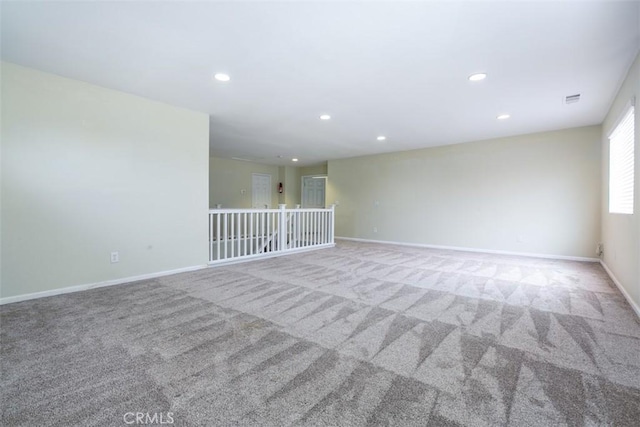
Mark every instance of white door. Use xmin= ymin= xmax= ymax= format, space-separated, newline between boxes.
xmin=252 ymin=174 xmax=271 ymax=208
xmin=302 ymin=176 xmax=326 ymax=208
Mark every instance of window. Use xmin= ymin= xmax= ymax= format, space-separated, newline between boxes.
xmin=609 ymin=104 xmax=635 ymax=214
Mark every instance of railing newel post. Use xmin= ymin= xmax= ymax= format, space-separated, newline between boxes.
xmin=330 ymin=204 xmax=335 ymax=244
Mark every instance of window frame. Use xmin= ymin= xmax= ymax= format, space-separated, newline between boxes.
xmin=607 ymin=99 xmax=635 ymax=215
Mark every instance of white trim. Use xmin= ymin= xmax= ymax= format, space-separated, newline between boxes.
xmin=0 ymin=264 xmax=208 ymax=306
xmin=251 ymin=173 xmax=272 ymax=209
xmin=336 ymin=236 xmax=600 ymax=262
xmin=301 ymin=174 xmax=327 ymax=208
xmin=208 ymin=243 xmax=335 ymax=267
xmin=600 ymin=260 xmax=640 ymax=318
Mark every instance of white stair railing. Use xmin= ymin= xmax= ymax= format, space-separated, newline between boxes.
xmin=208 ymin=204 xmax=335 ymax=264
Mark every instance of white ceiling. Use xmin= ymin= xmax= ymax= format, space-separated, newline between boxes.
xmin=2 ymin=1 xmax=639 ymax=166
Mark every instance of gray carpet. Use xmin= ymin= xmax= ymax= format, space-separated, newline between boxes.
xmin=2 ymin=240 xmax=640 ymax=426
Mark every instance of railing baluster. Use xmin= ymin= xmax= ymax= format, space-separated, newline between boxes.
xmin=261 ymin=212 xmax=265 ymax=253
xmin=314 ymin=211 xmax=318 ymax=245
xmin=269 ymin=213 xmax=272 ymax=251
xmin=250 ymin=212 xmax=254 ymax=255
xmin=216 ymin=213 xmax=221 ymax=261
xmin=311 ymin=212 xmax=318 ymax=246
xmin=322 ymin=212 xmax=327 ymax=244
xmin=308 ymin=211 xmax=311 ymax=247
xmin=236 ymin=213 xmax=241 ymax=256
xmin=304 ymin=211 xmax=308 ymax=247
xmin=243 ymin=213 xmax=247 ymax=256
xmin=288 ymin=211 xmax=293 ymax=249
xmin=324 ymin=211 xmax=328 ymax=244
xmin=330 ymin=205 xmax=335 ymax=243
xmin=293 ymin=212 xmax=297 ymax=249
xmin=322 ymin=212 xmax=327 ymax=245
xmin=324 ymin=211 xmax=327 ymax=244
xmin=272 ymin=212 xmax=275 ymax=250
xmin=230 ymin=214 xmax=235 ymax=258
xmin=308 ymin=211 xmax=311 ymax=246
xmin=223 ymin=213 xmax=228 ymax=260
xmin=309 ymin=211 xmax=313 ymax=246
xmin=265 ymin=212 xmax=269 ymax=252
xmin=300 ymin=212 xmax=307 ymax=247
xmin=267 ymin=212 xmax=271 ymax=252
xmin=209 ymin=213 xmax=213 ymax=262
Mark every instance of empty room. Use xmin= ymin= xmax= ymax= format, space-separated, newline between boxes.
xmin=1 ymin=1 xmax=639 ymax=426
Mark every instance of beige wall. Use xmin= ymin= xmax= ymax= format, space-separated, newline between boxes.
xmin=1 ymin=62 xmax=209 ymax=299
xmin=328 ymin=125 xmax=601 ymax=258
xmin=282 ymin=166 xmax=301 ymax=207
xmin=299 ymin=163 xmax=328 ymax=177
xmin=209 ymin=157 xmax=279 ymax=208
xmin=278 ymin=166 xmax=286 ymax=205
xmin=601 ymin=52 xmax=639 ymax=310
xmin=209 ymin=160 xmax=324 ymax=209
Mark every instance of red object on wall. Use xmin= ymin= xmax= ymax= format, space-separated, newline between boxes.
xmin=278 ymin=182 xmax=283 ymax=193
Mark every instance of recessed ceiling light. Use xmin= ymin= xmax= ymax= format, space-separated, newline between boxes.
xmin=319 ymin=114 xmax=331 ymax=120
xmin=292 ymin=158 xmax=299 ymax=162
xmin=377 ymin=136 xmax=386 ymax=141
xmin=214 ymin=73 xmax=230 ymax=82
xmin=468 ymin=73 xmax=487 ymax=81
xmin=497 ymin=114 xmax=511 ymax=120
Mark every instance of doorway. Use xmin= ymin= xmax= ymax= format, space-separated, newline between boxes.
xmin=252 ymin=173 xmax=271 ymax=208
xmin=301 ymin=176 xmax=326 ymax=208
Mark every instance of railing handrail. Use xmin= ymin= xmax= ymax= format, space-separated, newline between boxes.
xmin=209 ymin=207 xmax=333 ymax=214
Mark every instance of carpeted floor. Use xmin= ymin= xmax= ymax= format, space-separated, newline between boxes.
xmin=2 ymin=240 xmax=640 ymax=426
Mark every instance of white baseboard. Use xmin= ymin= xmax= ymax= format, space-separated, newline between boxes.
xmin=0 ymin=264 xmax=208 ymax=306
xmin=1 ymin=244 xmax=338 ymax=305
xmin=336 ymin=236 xmax=600 ymax=262
xmin=600 ymin=260 xmax=640 ymax=318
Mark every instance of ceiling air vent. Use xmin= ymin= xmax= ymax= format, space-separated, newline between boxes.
xmin=565 ymin=94 xmax=581 ymax=104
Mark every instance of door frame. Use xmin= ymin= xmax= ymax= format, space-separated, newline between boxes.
xmin=300 ymin=175 xmax=327 ymax=208
xmin=252 ymin=173 xmax=272 ymax=208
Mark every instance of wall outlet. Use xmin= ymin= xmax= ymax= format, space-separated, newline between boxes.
xmin=596 ymin=243 xmax=604 ymax=257
xmin=110 ymin=251 xmax=119 ymax=263
xmin=373 ymin=227 xmax=378 ymax=233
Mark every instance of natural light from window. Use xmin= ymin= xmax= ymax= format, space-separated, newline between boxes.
xmin=609 ymin=104 xmax=635 ymax=214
